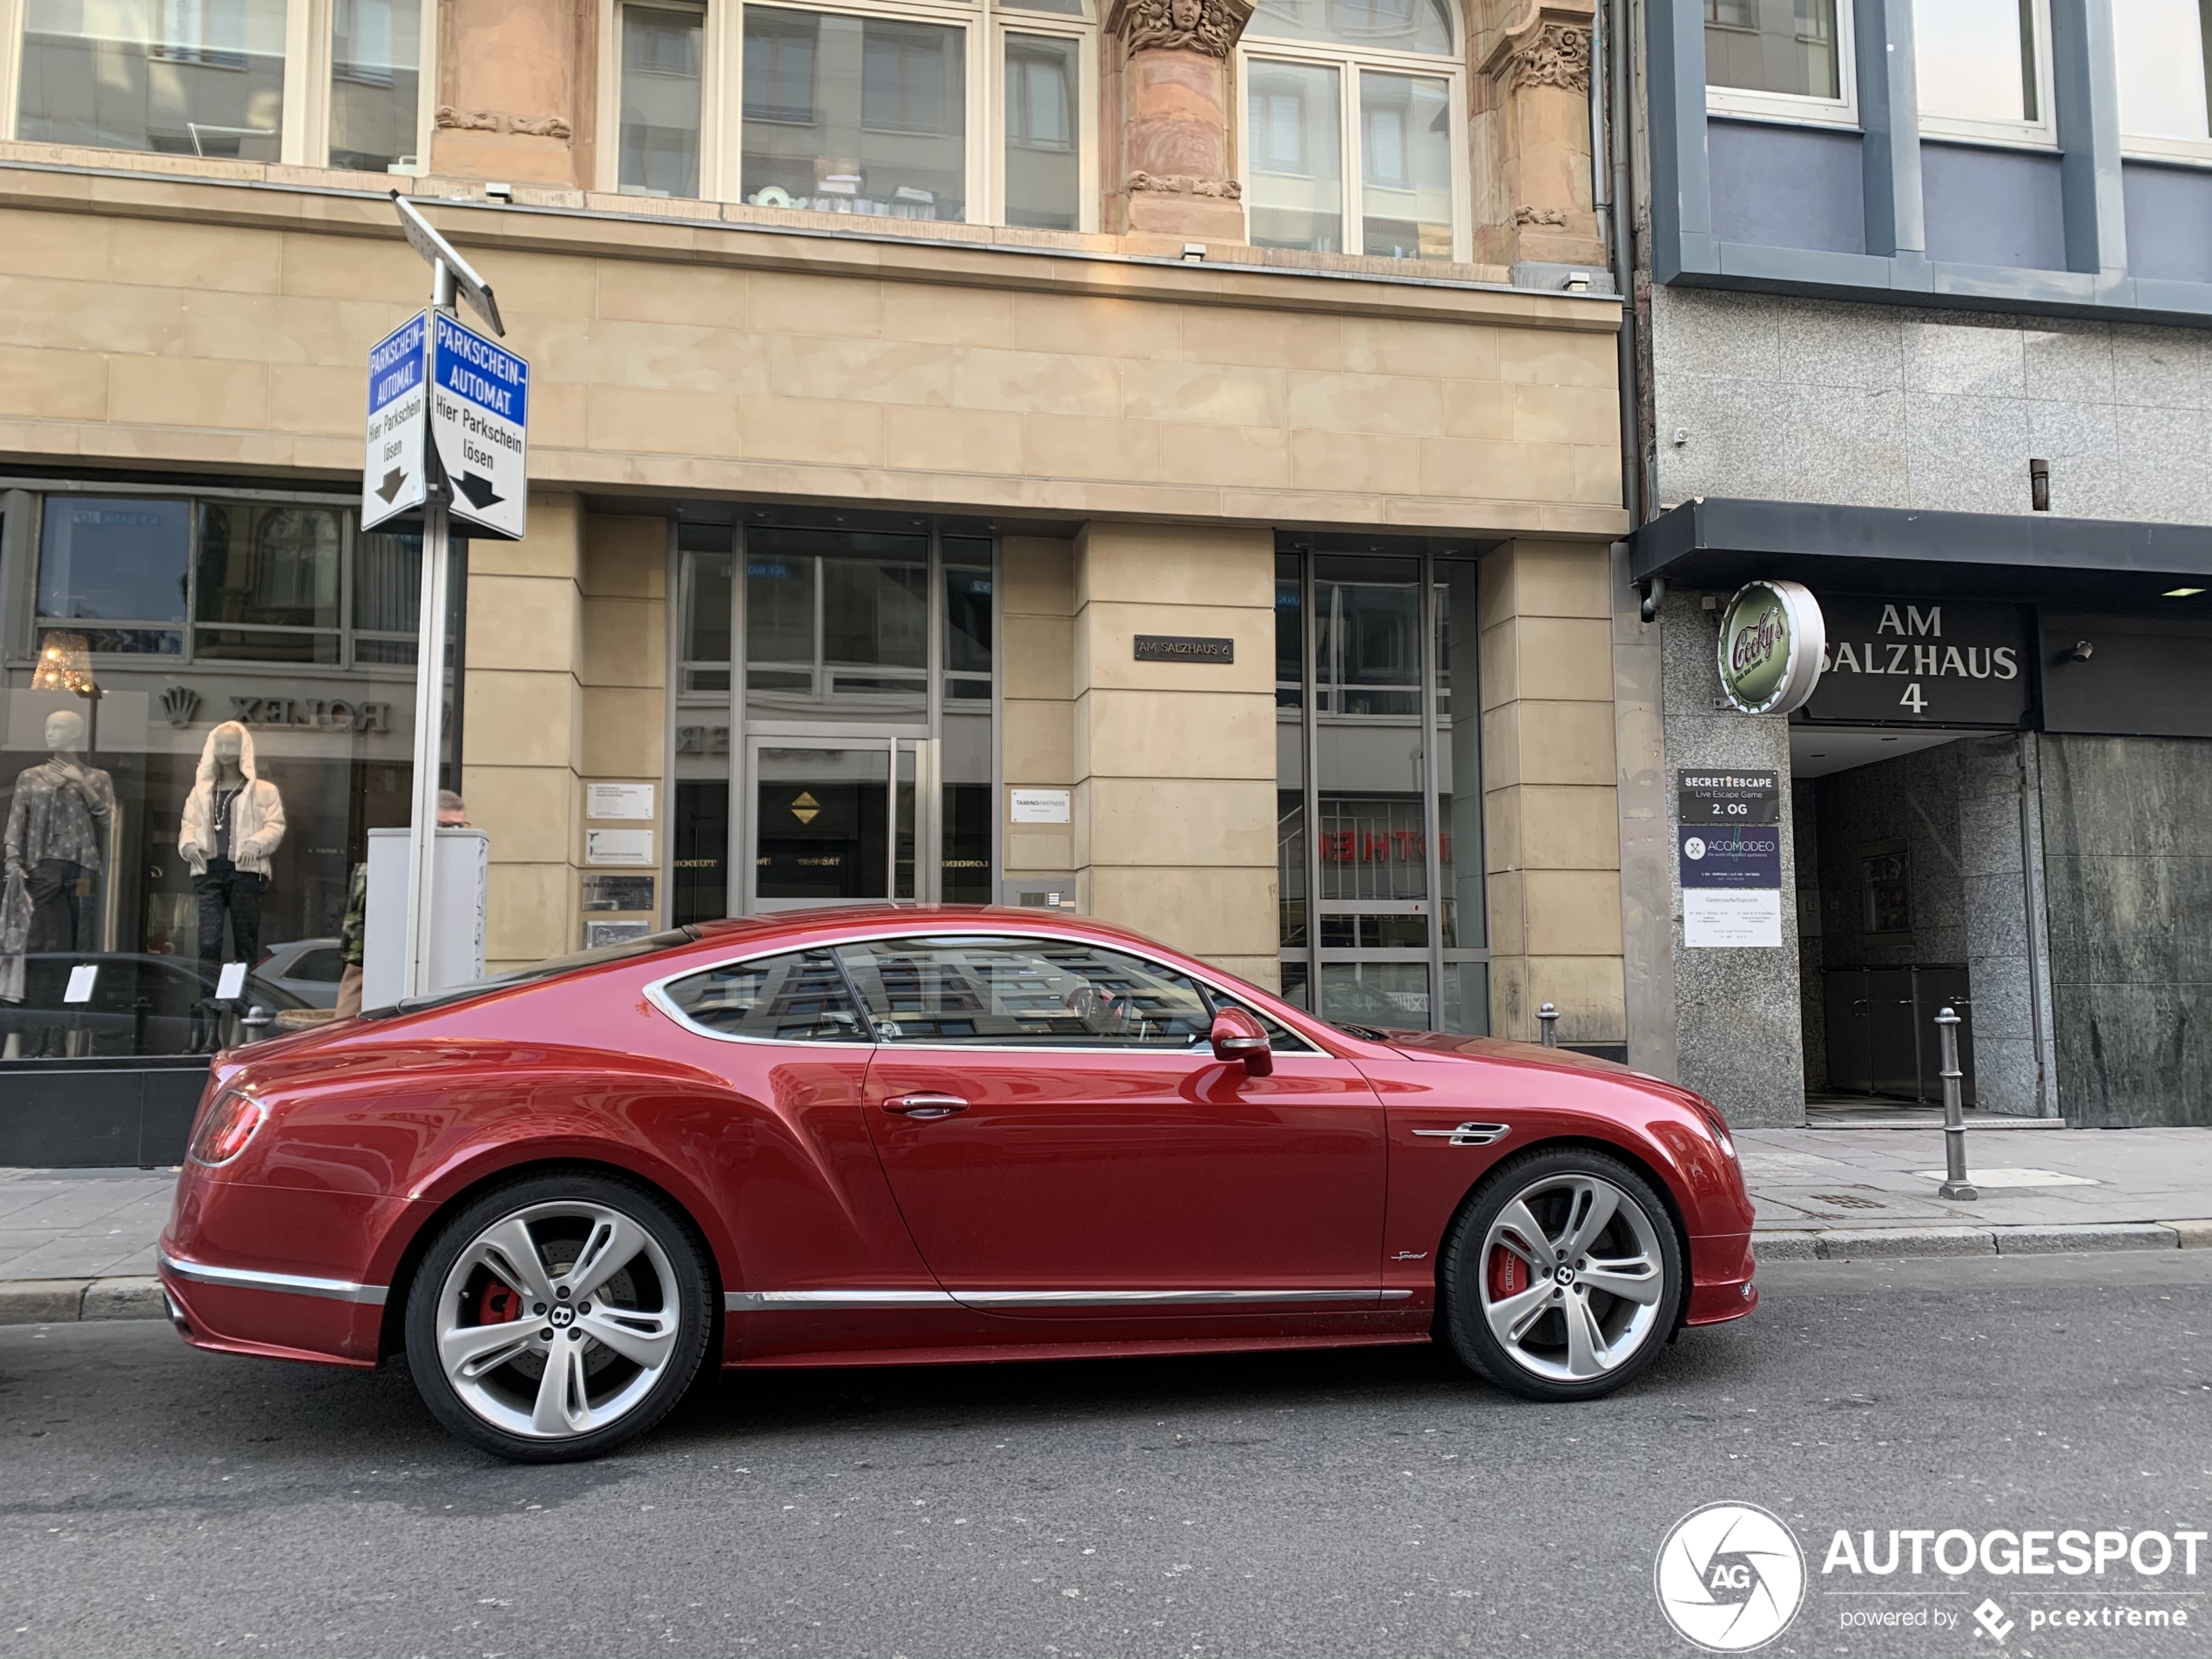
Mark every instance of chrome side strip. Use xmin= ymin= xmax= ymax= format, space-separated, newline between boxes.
xmin=159 ymin=1251 xmax=388 ymax=1306
xmin=725 ymin=1290 xmax=961 ymax=1311
xmin=726 ymin=1286 xmax=1411 ymax=1312
xmin=1410 ymin=1122 xmax=1511 ymax=1147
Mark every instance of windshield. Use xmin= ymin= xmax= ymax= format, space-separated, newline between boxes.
xmin=366 ymin=927 xmax=701 ymax=1018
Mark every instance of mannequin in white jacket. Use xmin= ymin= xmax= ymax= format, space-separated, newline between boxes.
xmin=178 ymin=722 xmax=286 ymax=971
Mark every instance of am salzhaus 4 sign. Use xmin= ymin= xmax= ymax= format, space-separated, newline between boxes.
xmin=1801 ymin=597 xmax=2031 ymax=726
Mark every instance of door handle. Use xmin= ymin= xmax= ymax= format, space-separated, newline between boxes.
xmin=882 ymin=1094 xmax=968 ymax=1118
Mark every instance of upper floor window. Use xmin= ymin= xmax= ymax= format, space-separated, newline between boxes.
xmin=1240 ymin=0 xmax=1462 ymax=260
xmin=2114 ymin=0 xmax=2212 ymax=158
xmin=1704 ymin=0 xmax=1855 ymax=125
xmin=1913 ymin=0 xmax=2054 ymax=144
xmin=604 ymin=0 xmax=1096 ymax=232
xmin=9 ymin=0 xmax=428 ymax=172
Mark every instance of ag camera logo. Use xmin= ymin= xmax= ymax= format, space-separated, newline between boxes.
xmin=1656 ymin=1502 xmax=1806 ymax=1651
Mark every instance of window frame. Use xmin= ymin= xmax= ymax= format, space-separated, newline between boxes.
xmin=603 ymin=0 xmax=715 ymax=199
xmin=592 ymin=0 xmax=1098 ymax=231
xmin=2114 ymin=0 xmax=2212 ymax=164
xmin=1910 ymin=0 xmax=2058 ymax=150
xmin=644 ymin=927 xmax=1333 ymax=1053
xmin=1702 ymin=0 xmax=1860 ymax=130
xmin=0 ymin=0 xmax=436 ymax=175
xmin=1234 ymin=30 xmax=1470 ymax=264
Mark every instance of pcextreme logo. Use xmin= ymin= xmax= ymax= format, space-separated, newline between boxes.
xmin=1656 ymin=1502 xmax=1807 ymax=1651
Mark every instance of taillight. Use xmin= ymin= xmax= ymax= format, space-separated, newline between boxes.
xmin=188 ymin=1090 xmax=266 ymax=1166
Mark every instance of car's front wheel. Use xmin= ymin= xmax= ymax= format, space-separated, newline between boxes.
xmin=1441 ymin=1148 xmax=1683 ymax=1401
xmin=404 ymin=1173 xmax=712 ymax=1461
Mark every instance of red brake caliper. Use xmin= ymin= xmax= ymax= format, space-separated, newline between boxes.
xmin=1488 ymin=1247 xmax=1527 ymax=1301
xmin=477 ymin=1280 xmax=522 ymax=1324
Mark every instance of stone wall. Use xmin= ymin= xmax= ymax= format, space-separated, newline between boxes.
xmin=1651 ymin=287 xmax=2212 ymax=523
xmin=1072 ymin=523 xmax=1279 ymax=989
xmin=0 ymin=170 xmax=1625 ymax=541
xmin=1480 ymin=540 xmax=1626 ymax=1047
xmin=1657 ymin=589 xmax=1802 ymax=1127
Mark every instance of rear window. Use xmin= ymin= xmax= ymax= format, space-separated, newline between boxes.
xmin=368 ymin=927 xmax=700 ymax=1017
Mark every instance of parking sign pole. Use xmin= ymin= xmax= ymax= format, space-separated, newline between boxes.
xmin=401 ymin=257 xmax=459 ymax=1001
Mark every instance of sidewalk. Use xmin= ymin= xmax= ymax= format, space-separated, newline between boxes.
xmin=1738 ymin=1124 xmax=2212 ymax=1258
xmin=2 ymin=1126 xmax=2209 ymax=1324
xmin=0 ymin=1165 xmax=174 ymax=1324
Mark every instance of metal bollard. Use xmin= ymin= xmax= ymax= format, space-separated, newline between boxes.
xmin=239 ymin=1004 xmax=273 ymax=1044
xmin=1537 ymin=1002 xmax=1560 ymax=1049
xmin=1933 ymin=1005 xmax=1977 ymax=1200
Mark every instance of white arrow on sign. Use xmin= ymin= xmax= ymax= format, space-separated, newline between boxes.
xmin=361 ymin=312 xmax=428 ymax=531
xmin=427 ymin=311 xmax=529 ymax=541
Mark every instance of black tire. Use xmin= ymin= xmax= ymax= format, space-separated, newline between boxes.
xmin=1440 ymin=1146 xmax=1684 ymax=1402
xmin=404 ymin=1171 xmax=713 ymax=1462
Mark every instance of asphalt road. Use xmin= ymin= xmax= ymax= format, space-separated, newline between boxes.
xmin=3 ymin=1252 xmax=2209 ymax=1659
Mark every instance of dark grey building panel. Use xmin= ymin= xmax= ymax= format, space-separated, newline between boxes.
xmin=1709 ymin=119 xmax=1867 ymax=255
xmin=2040 ymin=610 xmax=2212 ymax=738
xmin=2039 ymin=734 xmax=2212 ymax=1126
xmin=2121 ymin=162 xmax=2212 ymax=286
xmin=1921 ymin=145 xmax=2069 ymax=273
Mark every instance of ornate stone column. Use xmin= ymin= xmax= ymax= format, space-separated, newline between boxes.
xmin=1104 ymin=0 xmax=1258 ymax=241
xmin=1471 ymin=0 xmax=1606 ymax=272
xmin=431 ymin=0 xmax=594 ymax=186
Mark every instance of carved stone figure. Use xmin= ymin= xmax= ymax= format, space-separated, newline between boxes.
xmin=1106 ymin=0 xmax=1258 ymax=57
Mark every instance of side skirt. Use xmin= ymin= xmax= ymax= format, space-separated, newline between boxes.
xmin=727 ymin=1330 xmax=1436 ymax=1370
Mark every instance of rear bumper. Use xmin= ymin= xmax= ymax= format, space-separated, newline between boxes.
xmin=156 ymin=1249 xmax=385 ymax=1368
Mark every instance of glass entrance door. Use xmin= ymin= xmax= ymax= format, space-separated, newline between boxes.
xmin=745 ymin=734 xmax=941 ymax=911
xmin=672 ymin=515 xmax=996 ymax=923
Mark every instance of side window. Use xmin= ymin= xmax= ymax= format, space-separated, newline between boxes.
xmin=835 ymin=934 xmax=1217 ymax=1048
xmin=657 ymin=948 xmax=867 ymax=1042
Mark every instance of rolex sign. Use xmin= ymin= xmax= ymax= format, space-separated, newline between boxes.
xmin=1716 ymin=580 xmax=1825 ymax=716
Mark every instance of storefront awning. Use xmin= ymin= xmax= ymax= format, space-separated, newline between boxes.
xmin=1628 ymin=498 xmax=2212 ymax=604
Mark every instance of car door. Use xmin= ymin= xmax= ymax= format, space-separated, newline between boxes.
xmin=647 ymin=946 xmax=939 ymax=1297
xmin=843 ymin=932 xmax=1388 ymax=1316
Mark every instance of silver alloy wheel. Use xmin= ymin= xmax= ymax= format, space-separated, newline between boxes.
xmin=433 ymin=1200 xmax=683 ymax=1440
xmin=1478 ymin=1172 xmax=1666 ymax=1383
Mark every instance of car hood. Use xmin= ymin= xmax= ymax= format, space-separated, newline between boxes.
xmin=1375 ymin=1028 xmax=1635 ymax=1074
xmin=1367 ymin=1028 xmax=1730 ymax=1120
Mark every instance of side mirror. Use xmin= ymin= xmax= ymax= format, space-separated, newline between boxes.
xmin=1210 ymin=1007 xmax=1273 ymax=1076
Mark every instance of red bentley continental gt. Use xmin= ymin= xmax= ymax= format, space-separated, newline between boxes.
xmin=158 ymin=908 xmax=1757 ymax=1461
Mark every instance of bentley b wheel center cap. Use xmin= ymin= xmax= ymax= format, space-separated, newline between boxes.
xmin=550 ymin=1305 xmax=576 ymax=1328
xmin=1553 ymin=1265 xmax=1576 ymax=1287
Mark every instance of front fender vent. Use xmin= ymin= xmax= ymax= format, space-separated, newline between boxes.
xmin=1409 ymin=1122 xmax=1510 ymax=1147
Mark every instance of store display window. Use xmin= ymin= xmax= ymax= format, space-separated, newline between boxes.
xmin=2 ymin=488 xmax=448 ymax=1061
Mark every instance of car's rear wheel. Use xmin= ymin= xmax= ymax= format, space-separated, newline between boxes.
xmin=1441 ymin=1148 xmax=1683 ymax=1402
xmin=404 ymin=1173 xmax=712 ymax=1461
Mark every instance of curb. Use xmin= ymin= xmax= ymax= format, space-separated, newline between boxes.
xmin=0 ymin=1277 xmax=165 ymax=1326
xmin=1755 ymin=1220 xmax=2212 ymax=1263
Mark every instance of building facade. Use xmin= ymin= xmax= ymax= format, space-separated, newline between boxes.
xmin=1625 ymin=0 xmax=2212 ymax=1127
xmin=0 ymin=0 xmax=1635 ymax=1158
